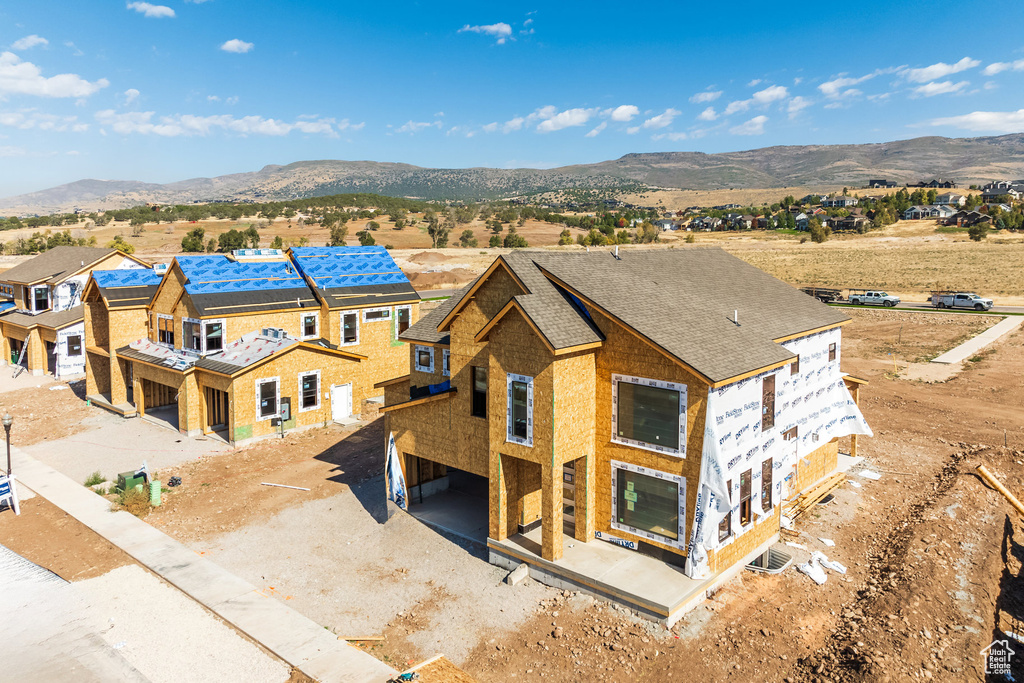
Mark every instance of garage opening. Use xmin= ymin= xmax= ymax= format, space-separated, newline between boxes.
xmin=405 ymin=455 xmax=488 ymax=543
xmin=140 ymin=378 xmax=179 ymax=432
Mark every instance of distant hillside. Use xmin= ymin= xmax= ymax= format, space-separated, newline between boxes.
xmin=5 ymin=133 xmax=1024 ymax=214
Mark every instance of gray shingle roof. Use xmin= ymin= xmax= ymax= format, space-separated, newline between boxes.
xmin=1 ymin=247 xmax=119 ymax=285
xmin=0 ymin=304 xmax=83 ymax=330
xmin=399 ymin=280 xmax=478 ymax=345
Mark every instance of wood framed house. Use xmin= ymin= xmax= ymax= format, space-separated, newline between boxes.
xmin=83 ymin=247 xmax=420 ymax=445
xmin=0 ymin=246 xmax=149 ymax=378
xmin=382 ymin=248 xmax=871 ymax=617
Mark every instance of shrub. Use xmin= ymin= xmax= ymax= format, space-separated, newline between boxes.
xmin=968 ymin=224 xmax=989 ymax=242
xmin=685 ymin=234 xmax=696 ymax=243
xmin=84 ymin=471 xmax=106 ymax=487
xmin=118 ymin=486 xmax=151 ymax=518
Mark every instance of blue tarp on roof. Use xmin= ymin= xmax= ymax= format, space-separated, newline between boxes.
xmin=0 ymin=301 xmax=14 ymax=313
xmin=92 ymin=268 xmax=164 ymax=288
xmin=289 ymin=246 xmax=410 ymax=291
xmin=175 ymin=255 xmax=306 ymax=294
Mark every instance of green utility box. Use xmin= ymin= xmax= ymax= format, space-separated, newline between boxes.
xmin=117 ymin=471 xmax=146 ymax=492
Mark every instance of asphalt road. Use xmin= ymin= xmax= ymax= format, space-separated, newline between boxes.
xmin=845 ymin=301 xmax=1024 ymax=315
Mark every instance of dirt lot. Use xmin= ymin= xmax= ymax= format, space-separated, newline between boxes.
xmin=0 ymin=378 xmax=92 ymax=446
xmin=840 ymin=308 xmax=998 ymax=364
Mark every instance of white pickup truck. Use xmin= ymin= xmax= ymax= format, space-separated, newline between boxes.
xmin=849 ymin=290 xmax=901 ymax=307
xmin=931 ymin=292 xmax=994 ymax=311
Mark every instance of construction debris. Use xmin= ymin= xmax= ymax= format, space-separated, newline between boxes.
xmin=505 ymin=563 xmax=529 ymax=586
xmin=977 ymin=464 xmax=1024 ymax=518
xmin=783 ymin=472 xmax=846 ymax=523
xmin=259 ymin=483 xmax=310 ymax=491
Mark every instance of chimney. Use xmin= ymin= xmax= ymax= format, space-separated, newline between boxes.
xmin=614 ymin=245 xmax=619 ymax=258
xmin=733 ymin=310 xmax=739 ymax=325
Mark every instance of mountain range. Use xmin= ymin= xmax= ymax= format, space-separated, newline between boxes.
xmin=5 ymin=133 xmax=1024 ymax=214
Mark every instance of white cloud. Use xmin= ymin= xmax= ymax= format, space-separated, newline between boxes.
xmin=652 ymin=132 xmax=687 ymax=141
xmin=207 ymin=95 xmax=220 ymax=102
xmin=126 ymin=2 xmax=175 ymax=18
xmin=747 ymin=79 xmax=762 ymax=87
xmin=434 ymin=111 xmax=445 ymax=117
xmin=927 ymin=109 xmax=1024 ymax=133
xmin=724 ymin=85 xmax=788 ymax=115
xmin=348 ymin=121 xmax=365 ymax=131
xmin=481 ymin=122 xmax=498 ymax=133
xmin=787 ymin=96 xmax=811 ymax=118
xmin=641 ymin=108 xmax=680 ymax=130
xmin=65 ymin=41 xmax=84 ymax=57
xmin=395 ymin=120 xmax=442 ymax=134
xmin=95 ymin=110 xmax=340 ymax=137
xmin=912 ymin=80 xmax=969 ymax=97
xmin=730 ymin=115 xmax=768 ymax=135
xmin=697 ymin=106 xmax=717 ymax=121
xmin=185 ymin=0 xmax=212 ymax=3
xmin=0 ymin=111 xmax=85 ymax=132
xmin=537 ymin=107 xmax=594 ymax=132
xmin=903 ymin=57 xmax=979 ymax=83
xmin=983 ymin=59 xmax=1024 ymax=76
xmin=585 ymin=121 xmax=606 ymax=138
xmin=502 ymin=116 xmax=525 ymax=133
xmin=819 ymin=72 xmax=879 ymax=99
xmin=689 ymin=90 xmax=722 ymax=104
xmin=625 ymin=126 xmax=639 ymax=135
xmin=607 ymin=104 xmax=639 ymax=122
xmin=458 ymin=22 xmax=513 ymax=44
xmin=220 ymin=39 xmax=254 ymax=54
xmin=0 ymin=52 xmax=109 ymax=98
xmin=123 ymin=88 xmax=140 ymax=104
xmin=0 ymin=146 xmax=26 ymax=157
xmin=12 ymin=35 xmax=48 ymax=51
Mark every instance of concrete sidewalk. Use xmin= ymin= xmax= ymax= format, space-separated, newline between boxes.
xmin=11 ymin=447 xmax=396 ymax=683
xmin=931 ymin=316 xmax=1024 ymax=364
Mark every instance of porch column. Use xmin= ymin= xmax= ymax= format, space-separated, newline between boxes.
xmin=850 ymin=384 xmax=860 ymax=459
xmin=541 ymin=464 xmax=563 ymax=561
xmin=110 ymin=354 xmax=128 ymax=405
xmin=179 ymin=373 xmax=199 ymax=435
xmin=489 ymin=452 xmax=519 ymax=541
xmin=574 ymin=454 xmax=595 ymax=543
xmin=27 ymin=329 xmax=44 ymax=376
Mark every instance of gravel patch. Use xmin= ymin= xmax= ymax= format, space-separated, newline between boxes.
xmin=75 ymin=564 xmax=290 ymax=683
xmin=197 ymin=475 xmax=555 ymax=664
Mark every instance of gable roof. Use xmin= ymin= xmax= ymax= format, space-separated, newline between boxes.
xmin=0 ymin=304 xmax=84 ymax=330
xmin=399 ymin=280 xmax=477 ymax=345
xmin=428 ymin=248 xmax=849 ymax=384
xmin=171 ymin=254 xmax=318 ymax=317
xmin=289 ymin=246 xmax=418 ymax=309
xmin=1 ymin=247 xmax=125 ymax=285
xmin=90 ymin=268 xmax=164 ymax=309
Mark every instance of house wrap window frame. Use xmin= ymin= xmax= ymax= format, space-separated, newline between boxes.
xmin=156 ymin=314 xmax=175 ymax=346
xmin=611 ymin=460 xmax=687 ymax=550
xmin=506 ymin=373 xmax=533 ymax=447
xmin=414 ymin=345 xmax=434 ymax=373
xmin=203 ymin=319 xmax=225 ymax=353
xmin=471 ymin=366 xmax=488 ymax=418
xmin=298 ymin=370 xmax=320 ymax=412
xmin=761 ymin=374 xmax=776 ymax=432
xmin=182 ymin=317 xmax=202 ymax=352
xmin=66 ymin=335 xmax=82 ymax=357
xmin=394 ymin=305 xmax=412 ymax=338
xmin=256 ymin=377 xmax=280 ymax=420
xmin=341 ymin=311 xmax=360 ymax=346
xmin=30 ymin=285 xmax=50 ymax=313
xmin=300 ymin=311 xmax=319 ymax=340
xmin=442 ymin=349 xmax=450 ymax=377
xmin=761 ymin=458 xmax=774 ymax=514
xmin=362 ymin=306 xmax=391 ymax=323
xmin=611 ymin=374 xmax=687 ymax=457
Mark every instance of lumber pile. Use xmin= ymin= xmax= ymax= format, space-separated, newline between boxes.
xmin=784 ymin=472 xmax=846 ymax=523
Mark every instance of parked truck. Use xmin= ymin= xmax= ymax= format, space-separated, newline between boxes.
xmin=930 ymin=291 xmax=994 ymax=311
xmin=848 ymin=289 xmax=901 ymax=307
xmin=800 ymin=286 xmax=845 ymax=303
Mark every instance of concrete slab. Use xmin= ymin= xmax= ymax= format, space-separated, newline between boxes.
xmin=11 ymin=447 xmax=397 ymax=683
xmin=932 ymin=315 xmax=1023 ymax=364
xmin=408 ymin=489 xmax=489 ymax=544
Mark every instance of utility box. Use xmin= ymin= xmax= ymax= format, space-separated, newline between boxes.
xmin=279 ymin=397 xmax=291 ymax=422
xmin=117 ymin=471 xmax=146 ymax=492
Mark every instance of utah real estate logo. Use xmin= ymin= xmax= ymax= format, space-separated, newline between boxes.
xmin=981 ymin=639 xmax=1015 ymax=677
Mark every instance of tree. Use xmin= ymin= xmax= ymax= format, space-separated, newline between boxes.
xmin=459 ymin=229 xmax=478 ymax=248
xmin=427 ymin=215 xmax=451 ymax=248
xmin=206 ymin=238 xmax=217 ymax=253
xmin=809 ymin=218 xmax=830 ymax=243
xmin=356 ymin=230 xmax=376 ymax=246
xmin=181 ymin=227 xmax=206 ymax=252
xmin=270 ymin=235 xmax=284 ymax=249
xmin=557 ymin=229 xmax=573 ymax=245
xmin=244 ymin=226 xmax=260 ymax=248
xmin=489 ymin=235 xmax=502 ymax=248
xmin=634 ymin=222 xmax=659 ymax=244
xmin=394 ymin=219 xmax=405 ymax=230
xmin=218 ymin=229 xmax=247 ymax=252
xmin=968 ymin=223 xmax=989 ymax=241
xmin=367 ymin=221 xmax=380 ymax=231
xmin=329 ymin=225 xmax=348 ymax=246
xmin=503 ymin=230 xmax=528 ymax=248
xmin=488 ymin=219 xmax=503 ymax=234
xmin=107 ymin=235 xmax=135 ymax=254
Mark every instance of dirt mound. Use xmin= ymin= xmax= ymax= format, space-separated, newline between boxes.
xmin=409 ymin=251 xmax=449 ymax=265
xmin=408 ymin=268 xmax=477 ymax=290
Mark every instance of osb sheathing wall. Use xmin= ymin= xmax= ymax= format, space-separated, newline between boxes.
xmin=586 ymin=303 xmax=709 ymax=560
xmin=324 ymin=302 xmax=421 ymax=392
xmin=709 ymin=507 xmax=782 ymax=573
xmin=408 ymin=341 xmax=449 ymax=388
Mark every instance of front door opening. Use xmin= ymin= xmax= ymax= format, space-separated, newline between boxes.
xmin=205 ymin=387 xmax=228 ymax=433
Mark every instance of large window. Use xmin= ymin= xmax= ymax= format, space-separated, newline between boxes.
xmin=363 ymin=307 xmax=391 ymax=322
xmin=299 ymin=371 xmax=320 ymax=411
xmin=204 ymin=321 xmax=224 ymax=352
xmin=761 ymin=374 xmax=776 ymax=432
xmin=157 ymin=315 xmax=174 ymax=346
xmin=828 ymin=342 xmax=837 ymax=363
xmin=612 ymin=461 xmax=686 ymax=548
xmin=506 ymin=373 xmax=533 ymax=446
xmin=257 ymin=378 xmax=279 ymax=419
xmin=442 ymin=349 xmax=450 ymax=377
xmin=414 ymin=345 xmax=434 ymax=373
xmin=739 ymin=469 xmax=752 ymax=526
xmin=612 ymin=375 xmax=687 ymax=456
xmin=341 ymin=312 xmax=359 ymax=346
xmin=471 ymin=366 xmax=487 ymax=418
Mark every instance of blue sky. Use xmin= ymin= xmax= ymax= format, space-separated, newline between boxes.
xmin=2 ymin=0 xmax=1024 ymax=195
